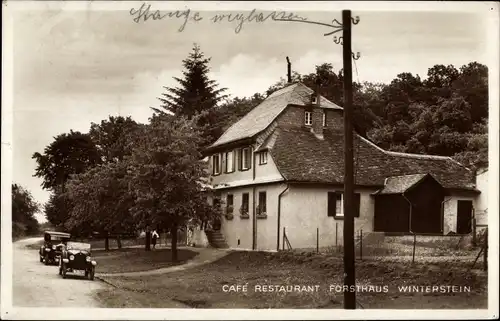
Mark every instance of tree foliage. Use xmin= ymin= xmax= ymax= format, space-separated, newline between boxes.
xmin=12 ymin=184 xmax=40 ymax=237
xmin=89 ymin=116 xmax=140 ymax=163
xmin=65 ymin=161 xmax=137 ymax=243
xmin=157 ymin=44 xmax=228 ymax=146
xmin=32 ymin=131 xmax=101 ymax=191
xmin=366 ymin=62 xmax=488 ymax=169
xmin=44 ymin=190 xmax=73 ymax=230
xmin=127 ymin=116 xmax=219 ymax=260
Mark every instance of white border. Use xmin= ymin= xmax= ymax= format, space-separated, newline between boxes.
xmin=1 ymin=1 xmax=15 ymax=315
xmin=2 ymin=1 xmax=499 ymax=320
xmin=5 ymin=1 xmax=498 ymax=12
xmin=486 ymin=5 xmax=500 ymax=318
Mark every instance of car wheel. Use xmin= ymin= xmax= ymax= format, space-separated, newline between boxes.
xmin=61 ymin=263 xmax=67 ymax=279
xmin=44 ymin=254 xmax=49 ymax=265
xmin=89 ymin=267 xmax=95 ymax=281
xmin=39 ymin=256 xmax=43 ymax=263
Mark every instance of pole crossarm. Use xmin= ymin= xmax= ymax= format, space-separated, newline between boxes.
xmin=274 ymin=16 xmax=361 ymax=60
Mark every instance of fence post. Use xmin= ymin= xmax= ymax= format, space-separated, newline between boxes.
xmin=283 ymin=227 xmax=285 ymax=251
xmin=483 ymin=229 xmax=488 ymax=271
xmin=316 ymin=228 xmax=319 ymax=253
xmin=360 ymin=229 xmax=363 ymax=261
xmin=412 ymin=233 xmax=416 ymax=264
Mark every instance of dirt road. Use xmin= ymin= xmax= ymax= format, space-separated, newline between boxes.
xmin=13 ymin=238 xmax=105 ymax=307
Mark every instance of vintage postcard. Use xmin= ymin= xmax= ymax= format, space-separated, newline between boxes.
xmin=1 ymin=1 xmax=499 ymax=320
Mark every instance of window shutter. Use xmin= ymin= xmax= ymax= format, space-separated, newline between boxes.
xmin=354 ymin=193 xmax=361 ymax=218
xmin=327 ymin=192 xmax=336 ymax=217
xmin=238 ymin=149 xmax=242 ymax=171
xmin=247 ymin=148 xmax=252 ymax=170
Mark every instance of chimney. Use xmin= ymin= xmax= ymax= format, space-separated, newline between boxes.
xmin=286 ymin=56 xmax=292 ymax=83
xmin=311 ymin=76 xmax=324 ymax=139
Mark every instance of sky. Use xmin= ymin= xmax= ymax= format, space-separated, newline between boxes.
xmin=7 ymin=2 xmax=493 ymax=223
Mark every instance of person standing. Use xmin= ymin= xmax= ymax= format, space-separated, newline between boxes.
xmin=145 ymin=226 xmax=151 ymax=251
xmin=151 ymin=229 xmax=159 ymax=249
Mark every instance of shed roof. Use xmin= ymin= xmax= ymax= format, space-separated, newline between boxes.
xmin=375 ymin=174 xmax=430 ymax=195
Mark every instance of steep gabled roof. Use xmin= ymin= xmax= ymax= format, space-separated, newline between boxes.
xmin=269 ymin=127 xmax=476 ymax=190
xmin=209 ymin=82 xmax=342 ymax=149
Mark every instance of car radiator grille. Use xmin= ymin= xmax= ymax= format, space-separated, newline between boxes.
xmin=73 ymin=253 xmax=87 ymax=265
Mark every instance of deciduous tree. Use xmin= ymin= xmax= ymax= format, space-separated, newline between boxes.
xmin=65 ymin=162 xmax=137 ymax=250
xmin=12 ymin=184 xmax=40 ymax=237
xmin=127 ymin=116 xmax=219 ymax=261
xmin=32 ymin=131 xmax=101 ymax=192
xmin=89 ymin=116 xmax=140 ymax=163
xmin=44 ymin=190 xmax=73 ymax=230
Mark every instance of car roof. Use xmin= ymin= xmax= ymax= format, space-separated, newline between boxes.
xmin=44 ymin=231 xmax=71 ymax=237
xmin=66 ymin=241 xmax=91 ymax=250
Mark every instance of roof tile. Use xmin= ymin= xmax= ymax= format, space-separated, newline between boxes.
xmin=210 ymin=83 xmax=341 ymax=148
xmin=270 ymin=127 xmax=476 ymax=190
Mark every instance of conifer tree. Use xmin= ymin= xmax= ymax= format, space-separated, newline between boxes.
xmin=157 ymin=44 xmax=227 ymax=146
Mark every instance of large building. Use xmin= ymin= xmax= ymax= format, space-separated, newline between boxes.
xmin=203 ymin=82 xmax=483 ymax=251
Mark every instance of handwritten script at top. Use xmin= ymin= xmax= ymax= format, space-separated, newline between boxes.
xmin=129 ymin=3 xmax=308 ymax=33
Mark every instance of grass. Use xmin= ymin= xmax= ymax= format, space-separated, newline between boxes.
xmin=95 ymin=250 xmax=488 ymax=309
xmin=24 ymin=238 xmax=144 ymax=251
xmin=93 ymin=248 xmax=198 ymax=274
xmin=22 ymin=238 xmax=198 ymax=274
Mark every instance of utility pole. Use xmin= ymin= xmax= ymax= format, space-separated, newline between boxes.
xmin=342 ymin=9 xmax=356 ymax=310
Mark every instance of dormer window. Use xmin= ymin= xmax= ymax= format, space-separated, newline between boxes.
xmin=310 ymin=94 xmax=317 ymax=105
xmin=259 ymin=151 xmax=268 ymax=165
xmin=305 ymin=111 xmax=312 ymax=126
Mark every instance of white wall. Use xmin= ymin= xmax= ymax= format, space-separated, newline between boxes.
xmin=474 ymin=169 xmax=488 ymax=225
xmin=280 ymin=185 xmax=376 ymax=249
xmin=218 ymin=186 xmax=254 ymax=250
xmin=209 ymin=143 xmax=283 ymax=188
xmin=443 ymin=195 xmax=476 ymax=234
xmin=217 ymin=184 xmax=284 ymax=251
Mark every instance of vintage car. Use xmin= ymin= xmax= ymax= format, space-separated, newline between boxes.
xmin=39 ymin=231 xmax=71 ymax=265
xmin=59 ymin=241 xmax=97 ymax=280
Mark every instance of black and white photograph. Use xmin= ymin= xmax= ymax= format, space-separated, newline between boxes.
xmin=1 ymin=1 xmax=499 ymax=319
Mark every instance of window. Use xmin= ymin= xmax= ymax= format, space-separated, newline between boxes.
xmin=328 ymin=192 xmax=361 ymax=219
xmin=259 ymin=151 xmax=268 ymax=165
xmin=335 ymin=193 xmax=344 ymax=217
xmin=310 ymin=93 xmax=317 ymax=104
xmin=305 ymin=111 xmax=312 ymax=125
xmin=241 ymin=193 xmax=249 ymax=216
xmin=257 ymin=191 xmax=267 ymax=215
xmin=226 ymin=194 xmax=234 ymax=214
xmin=323 ymin=112 xmax=327 ymax=127
xmin=225 ymin=150 xmax=235 ymax=173
xmin=239 ymin=147 xmax=252 ymax=171
xmin=212 ymin=154 xmax=221 ymax=175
